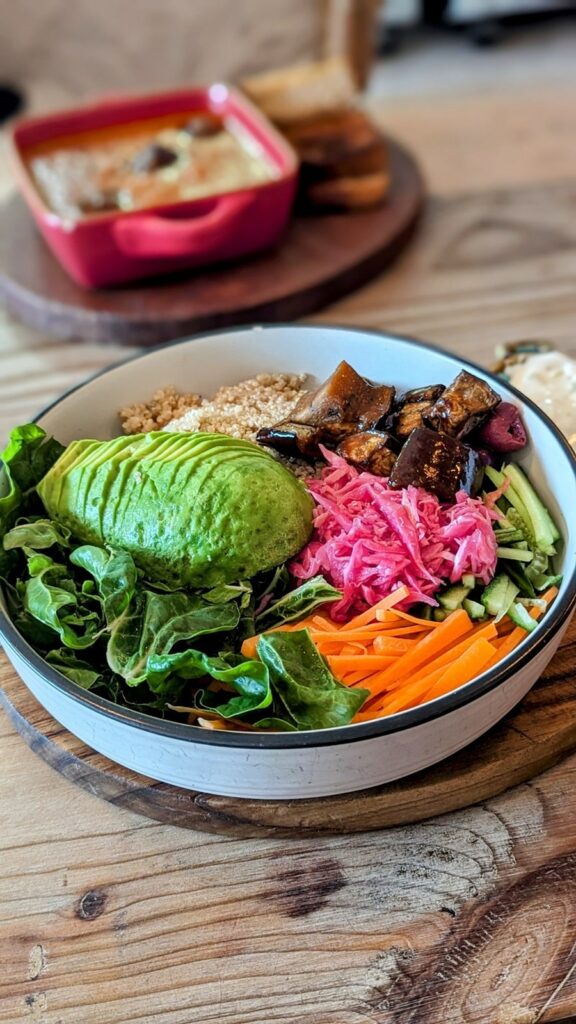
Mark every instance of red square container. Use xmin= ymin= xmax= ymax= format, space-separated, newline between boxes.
xmin=10 ymin=85 xmax=299 ymax=289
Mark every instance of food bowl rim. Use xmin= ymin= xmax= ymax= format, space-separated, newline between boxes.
xmin=1 ymin=323 xmax=574 ymax=750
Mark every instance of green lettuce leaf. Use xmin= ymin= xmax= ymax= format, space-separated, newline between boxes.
xmin=255 ymin=575 xmax=341 ymax=631
xmin=70 ymin=545 xmax=138 ymax=626
xmin=0 ymin=425 xmax=65 ymax=532
xmin=107 ymin=590 xmax=241 ymax=686
xmin=257 ymin=629 xmax=369 ymax=729
xmin=22 ymin=558 xmax=102 ymax=650
xmin=162 ymin=650 xmax=272 ymax=714
xmin=4 ymin=518 xmax=71 ymax=554
xmin=45 ymin=648 xmax=104 ymax=690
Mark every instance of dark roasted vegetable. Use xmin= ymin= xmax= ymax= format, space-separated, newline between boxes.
xmin=256 ymin=361 xmax=395 ymax=459
xmin=388 ymin=426 xmax=482 ymax=502
xmin=288 ymin=360 xmax=395 ymax=434
xmin=256 ymin=422 xmax=320 ymax=459
xmin=336 ymin=430 xmax=398 ymax=476
xmin=425 ymin=371 xmax=500 ymax=438
xmin=392 ymin=385 xmax=445 ymax=440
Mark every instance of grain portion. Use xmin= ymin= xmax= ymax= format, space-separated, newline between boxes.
xmin=120 ymin=374 xmax=307 ymax=440
xmin=120 ymin=386 xmax=202 ymax=434
xmin=166 ymin=373 xmax=307 ymax=440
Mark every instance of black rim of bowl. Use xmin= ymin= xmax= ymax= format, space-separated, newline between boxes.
xmin=1 ymin=323 xmax=575 ymax=750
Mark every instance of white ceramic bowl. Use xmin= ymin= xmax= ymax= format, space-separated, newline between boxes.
xmin=1 ymin=325 xmax=575 ymax=800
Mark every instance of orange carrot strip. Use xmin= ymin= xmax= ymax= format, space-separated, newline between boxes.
xmin=361 ymin=633 xmax=499 ymax=718
xmin=376 ymin=608 xmax=442 ymax=628
xmin=369 ymin=624 xmax=430 ymax=638
xmin=364 ymin=609 xmax=474 ymax=693
xmin=373 ymin=636 xmax=415 ymax=655
xmin=424 ymin=638 xmax=497 ymax=700
xmin=362 ymin=621 xmax=498 ymax=701
xmin=363 ymin=665 xmax=450 ymax=717
xmin=309 ymin=628 xmax=385 ymax=642
xmin=327 ymin=655 xmax=397 ymax=676
xmin=340 ymin=586 xmax=410 ymax=631
xmin=311 ymin=615 xmax=339 ymax=631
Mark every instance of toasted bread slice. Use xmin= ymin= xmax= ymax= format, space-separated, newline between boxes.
xmin=307 ymin=170 xmax=390 ymax=210
xmin=241 ymin=57 xmax=356 ymax=125
xmin=284 ymin=110 xmax=388 ymax=180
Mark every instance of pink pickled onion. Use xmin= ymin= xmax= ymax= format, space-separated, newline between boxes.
xmin=290 ymin=449 xmax=499 ymax=621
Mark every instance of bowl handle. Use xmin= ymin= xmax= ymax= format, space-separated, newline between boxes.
xmin=112 ymin=192 xmax=254 ymax=259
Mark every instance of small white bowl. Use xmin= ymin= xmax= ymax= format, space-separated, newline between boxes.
xmin=1 ymin=325 xmax=575 ymax=800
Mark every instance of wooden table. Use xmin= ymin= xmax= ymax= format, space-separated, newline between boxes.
xmin=2 ymin=84 xmax=576 ymax=1024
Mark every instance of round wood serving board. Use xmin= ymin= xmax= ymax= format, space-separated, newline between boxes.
xmin=2 ymin=616 xmax=576 ymax=837
xmin=0 ymin=138 xmax=423 ymax=347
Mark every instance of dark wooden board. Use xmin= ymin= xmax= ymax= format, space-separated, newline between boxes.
xmin=0 ymin=138 xmax=424 ymax=346
xmin=2 ymin=614 xmax=576 ymax=837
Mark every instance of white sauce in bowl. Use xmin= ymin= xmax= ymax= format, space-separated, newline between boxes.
xmin=509 ymin=351 xmax=576 ymax=449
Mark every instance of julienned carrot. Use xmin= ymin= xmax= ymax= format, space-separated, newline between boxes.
xmin=363 ymin=609 xmax=474 ymax=693
xmin=373 ymin=636 xmax=417 ymax=655
xmin=360 ymin=622 xmax=499 ymax=709
xmin=340 ymin=586 xmax=410 ymax=631
xmin=376 ymin=608 xmax=443 ymax=628
xmin=327 ymin=655 xmax=397 ymax=674
xmin=355 ymin=634 xmax=499 ymax=719
xmin=310 ymin=628 xmax=388 ymax=642
xmin=424 ymin=638 xmax=497 ymax=699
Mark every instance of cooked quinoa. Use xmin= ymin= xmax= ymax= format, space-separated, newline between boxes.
xmin=120 ymin=385 xmax=202 ymax=435
xmin=120 ymin=373 xmax=307 ymax=441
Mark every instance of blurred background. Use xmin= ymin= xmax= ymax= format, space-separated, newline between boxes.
xmin=0 ymin=0 xmax=574 ymax=112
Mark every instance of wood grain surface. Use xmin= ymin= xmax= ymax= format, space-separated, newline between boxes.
xmin=2 ymin=83 xmax=576 ymax=1024
xmin=2 ymin=614 xmax=576 ymax=837
xmin=0 ymin=139 xmax=423 ymax=347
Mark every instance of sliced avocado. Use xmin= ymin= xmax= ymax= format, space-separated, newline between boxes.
xmin=37 ymin=431 xmax=314 ymax=588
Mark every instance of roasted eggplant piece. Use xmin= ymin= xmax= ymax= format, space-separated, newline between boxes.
xmin=388 ymin=426 xmax=482 ymax=502
xmin=336 ymin=431 xmax=398 ymax=476
xmin=424 ymin=371 xmax=500 ymax=438
xmin=256 ymin=423 xmax=321 ymax=459
xmin=256 ymin=361 xmax=396 ymax=459
xmin=288 ymin=361 xmax=395 ymax=437
xmin=392 ymin=385 xmax=445 ymax=440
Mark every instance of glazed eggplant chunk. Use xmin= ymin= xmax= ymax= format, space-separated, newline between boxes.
xmin=257 ymin=360 xmax=395 ymax=458
xmin=388 ymin=426 xmax=482 ymax=502
xmin=392 ymin=384 xmax=445 ymax=440
xmin=336 ymin=431 xmax=398 ymax=475
xmin=424 ymin=371 xmax=500 ymax=438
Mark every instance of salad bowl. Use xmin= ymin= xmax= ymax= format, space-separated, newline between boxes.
xmin=1 ymin=324 xmax=575 ymax=800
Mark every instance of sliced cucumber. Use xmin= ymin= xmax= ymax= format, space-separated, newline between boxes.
xmin=502 ymin=463 xmax=561 ymax=556
xmin=494 ymin=528 xmax=525 ymax=544
xmin=463 ymin=598 xmax=486 ymax=621
xmin=507 ymin=601 xmax=538 ymax=633
xmin=505 ymin=562 xmax=536 ymax=598
xmin=461 ymin=574 xmax=476 ymax=589
xmin=496 ymin=546 xmax=533 ymax=562
xmin=481 ymin=573 xmax=519 ymax=622
xmin=527 ymin=571 xmax=563 ymax=592
xmin=433 ymin=608 xmax=449 ymax=622
xmin=438 ymin=583 xmax=473 ymax=611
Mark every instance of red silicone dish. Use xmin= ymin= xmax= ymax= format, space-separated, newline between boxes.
xmin=10 ymin=85 xmax=299 ymax=289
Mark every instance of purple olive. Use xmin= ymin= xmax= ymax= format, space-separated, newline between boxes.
xmin=476 ymin=402 xmax=527 ymax=452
